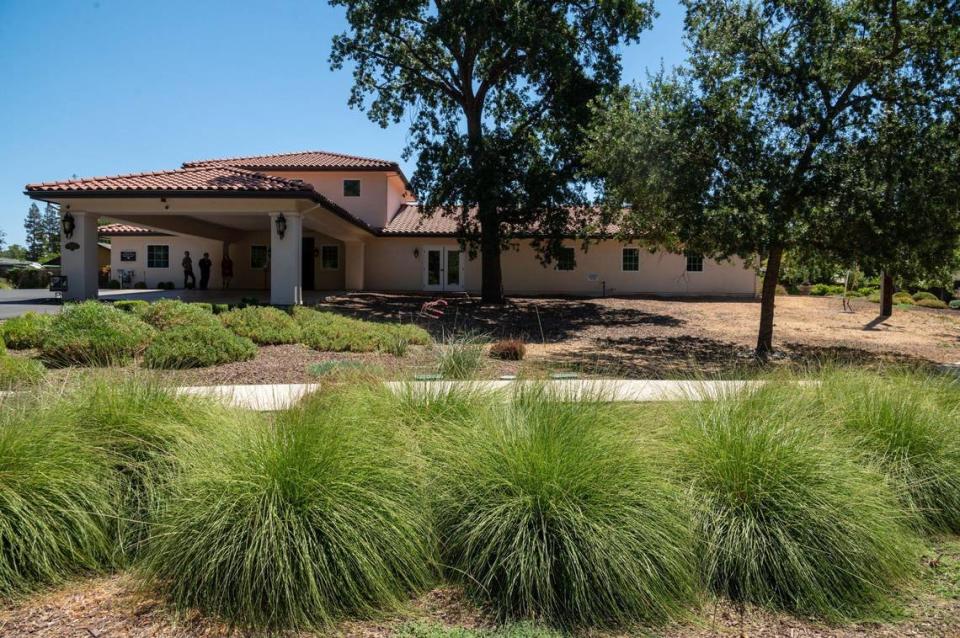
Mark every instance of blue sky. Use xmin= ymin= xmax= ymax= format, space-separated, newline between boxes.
xmin=0 ymin=0 xmax=687 ymax=246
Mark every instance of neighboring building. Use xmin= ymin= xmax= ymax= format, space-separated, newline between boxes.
xmin=25 ymin=151 xmax=756 ymax=304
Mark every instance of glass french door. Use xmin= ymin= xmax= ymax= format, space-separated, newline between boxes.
xmin=423 ymin=246 xmax=464 ymax=292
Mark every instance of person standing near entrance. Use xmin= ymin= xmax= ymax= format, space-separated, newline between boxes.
xmin=221 ymin=253 xmax=234 ymax=289
xmin=182 ymin=251 xmax=196 ymax=289
xmin=198 ymin=252 xmax=212 ymax=290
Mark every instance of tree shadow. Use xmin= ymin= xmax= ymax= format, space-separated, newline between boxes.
xmin=315 ymin=293 xmax=683 ymax=342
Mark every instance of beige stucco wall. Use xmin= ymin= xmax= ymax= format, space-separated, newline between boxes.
xmin=109 ymin=230 xmax=345 ymax=291
xmin=365 ymin=237 xmax=756 ymax=296
xmin=267 ymin=170 xmax=408 ymax=230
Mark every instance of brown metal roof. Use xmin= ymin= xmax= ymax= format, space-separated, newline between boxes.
xmin=182 ymin=150 xmax=398 ymax=171
xmin=25 ymin=166 xmax=314 ymax=194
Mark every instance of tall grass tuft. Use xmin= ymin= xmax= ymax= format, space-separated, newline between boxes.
xmin=672 ymin=384 xmax=920 ymax=618
xmin=64 ymin=375 xmax=230 ymax=559
xmin=141 ymin=384 xmax=434 ymax=630
xmin=427 ymin=387 xmax=696 ymax=627
xmin=817 ymin=369 xmax=960 ymax=533
xmin=0 ymin=392 xmax=115 ymax=597
xmin=436 ymin=334 xmax=485 ymax=379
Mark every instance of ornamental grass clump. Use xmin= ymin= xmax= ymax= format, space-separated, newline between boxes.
xmin=219 ymin=305 xmax=301 ymax=344
xmin=817 ymin=369 xmax=960 ymax=533
xmin=0 ymin=355 xmax=45 ymax=389
xmin=40 ymin=301 xmax=155 ymax=366
xmin=64 ymin=375 xmax=231 ymax=559
xmin=295 ymin=307 xmax=430 ymax=353
xmin=139 ymin=299 xmax=219 ymax=330
xmin=1 ymin=311 xmax=53 ymax=349
xmin=141 ymin=384 xmax=434 ymax=630
xmin=427 ymin=387 xmax=696 ymax=627
xmin=0 ymin=393 xmax=115 ymax=597
xmin=436 ymin=334 xmax=485 ymax=379
xmin=672 ymin=385 xmax=919 ymax=618
xmin=143 ymin=323 xmax=256 ymax=369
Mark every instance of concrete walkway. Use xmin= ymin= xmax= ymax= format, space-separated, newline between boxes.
xmin=176 ymin=383 xmax=321 ymax=410
xmin=385 ymin=379 xmax=772 ymax=401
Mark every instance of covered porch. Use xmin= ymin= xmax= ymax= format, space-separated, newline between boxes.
xmin=25 ymin=166 xmax=373 ymax=306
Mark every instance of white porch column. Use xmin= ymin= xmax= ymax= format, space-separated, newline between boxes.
xmin=269 ymin=212 xmax=302 ymax=305
xmin=60 ymin=210 xmax=99 ymax=301
xmin=344 ymin=241 xmax=365 ymax=291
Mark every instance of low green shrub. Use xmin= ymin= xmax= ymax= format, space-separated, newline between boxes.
xmin=140 ymin=299 xmax=219 ymax=330
xmin=141 ymin=385 xmax=433 ymax=630
xmin=672 ymin=385 xmax=919 ymax=618
xmin=868 ymin=291 xmax=882 ymax=303
xmin=0 ymin=278 xmax=12 ymax=290
xmin=1 ymin=311 xmax=53 ymax=349
xmin=893 ymin=292 xmax=915 ymax=305
xmin=809 ymin=283 xmax=845 ymax=296
xmin=113 ymin=300 xmax=149 ymax=315
xmin=212 ymin=303 xmax=229 ymax=314
xmin=857 ymin=287 xmax=879 ymax=297
xmin=0 ymin=355 xmax=46 ymax=389
xmin=143 ymin=323 xmax=256 ymax=369
xmin=41 ymin=302 xmax=155 ymax=366
xmin=0 ymin=395 xmax=115 ymax=596
xmin=295 ymin=308 xmax=430 ymax=353
xmin=133 ymin=281 xmax=147 ymax=289
xmin=191 ymin=302 xmax=213 ymax=313
xmin=436 ymin=334 xmax=485 ymax=379
xmin=916 ymin=298 xmax=948 ymax=309
xmin=950 ymin=300 xmax=960 ymax=310
xmin=64 ymin=376 xmax=232 ymax=558
xmin=817 ymin=370 xmax=960 ymax=533
xmin=428 ymin=387 xmax=695 ymax=627
xmin=489 ymin=339 xmax=526 ymax=361
xmin=220 ymin=306 xmax=301 ymax=345
xmin=107 ymin=279 xmax=122 ymax=289
xmin=912 ymin=291 xmax=938 ymax=302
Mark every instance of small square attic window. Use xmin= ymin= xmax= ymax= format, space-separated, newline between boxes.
xmin=343 ymin=179 xmax=361 ymax=197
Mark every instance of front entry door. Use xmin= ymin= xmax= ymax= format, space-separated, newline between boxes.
xmin=423 ymin=246 xmax=464 ymax=292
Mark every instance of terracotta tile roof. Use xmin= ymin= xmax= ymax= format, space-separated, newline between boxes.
xmin=182 ymin=150 xmax=398 ymax=171
xmin=98 ymin=223 xmax=165 ymax=236
xmin=381 ymin=203 xmax=462 ymax=235
xmin=25 ymin=166 xmax=315 ymax=194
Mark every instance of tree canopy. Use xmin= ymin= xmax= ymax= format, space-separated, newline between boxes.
xmin=587 ymin=0 xmax=959 ymax=356
xmin=329 ymin=0 xmax=653 ymax=302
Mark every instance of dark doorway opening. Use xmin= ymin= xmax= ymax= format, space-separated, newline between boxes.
xmin=302 ymin=237 xmax=315 ymax=291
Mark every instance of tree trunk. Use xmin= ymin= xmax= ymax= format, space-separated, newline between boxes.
xmin=880 ymin=272 xmax=894 ymax=317
xmin=464 ymin=103 xmax=504 ymax=304
xmin=479 ymin=208 xmax=504 ymax=303
xmin=755 ymin=244 xmax=784 ymax=359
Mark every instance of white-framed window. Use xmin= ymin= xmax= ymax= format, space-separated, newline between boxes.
xmin=251 ymin=245 xmax=269 ymax=270
xmin=556 ymin=247 xmax=575 ymax=271
xmin=320 ymin=244 xmax=339 ymax=269
xmin=686 ymin=252 xmax=704 ymax=272
xmin=343 ymin=179 xmax=361 ymax=197
xmin=146 ymin=245 xmax=169 ymax=269
xmin=622 ymin=247 xmax=640 ymax=271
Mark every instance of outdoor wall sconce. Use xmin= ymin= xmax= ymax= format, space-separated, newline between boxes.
xmin=61 ymin=212 xmax=76 ymax=239
xmin=275 ymin=214 xmax=287 ymax=239
xmin=413 ymin=248 xmax=420 ymax=259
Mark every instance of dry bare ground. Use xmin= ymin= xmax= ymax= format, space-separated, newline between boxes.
xmin=1 ymin=538 xmax=957 ymax=637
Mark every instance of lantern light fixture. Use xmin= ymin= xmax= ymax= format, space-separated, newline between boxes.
xmin=413 ymin=247 xmax=420 ymax=259
xmin=61 ymin=212 xmax=76 ymax=239
xmin=275 ymin=214 xmax=287 ymax=239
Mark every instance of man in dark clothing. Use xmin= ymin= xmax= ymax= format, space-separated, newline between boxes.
xmin=198 ymin=252 xmax=212 ymax=290
xmin=182 ymin=251 xmax=196 ymax=289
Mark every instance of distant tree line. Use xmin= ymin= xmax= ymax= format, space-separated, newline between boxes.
xmin=1 ymin=202 xmax=61 ymax=261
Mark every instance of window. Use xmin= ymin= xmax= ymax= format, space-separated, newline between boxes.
xmin=343 ymin=179 xmax=361 ymax=197
xmin=686 ymin=252 xmax=704 ymax=272
xmin=320 ymin=245 xmax=339 ymax=269
xmin=622 ymin=247 xmax=639 ymax=271
xmin=146 ymin=245 xmax=168 ymax=269
xmin=251 ymin=245 xmax=269 ymax=269
xmin=556 ymin=247 xmax=575 ymax=271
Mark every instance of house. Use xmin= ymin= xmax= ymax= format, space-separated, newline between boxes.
xmin=25 ymin=150 xmax=756 ymax=304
